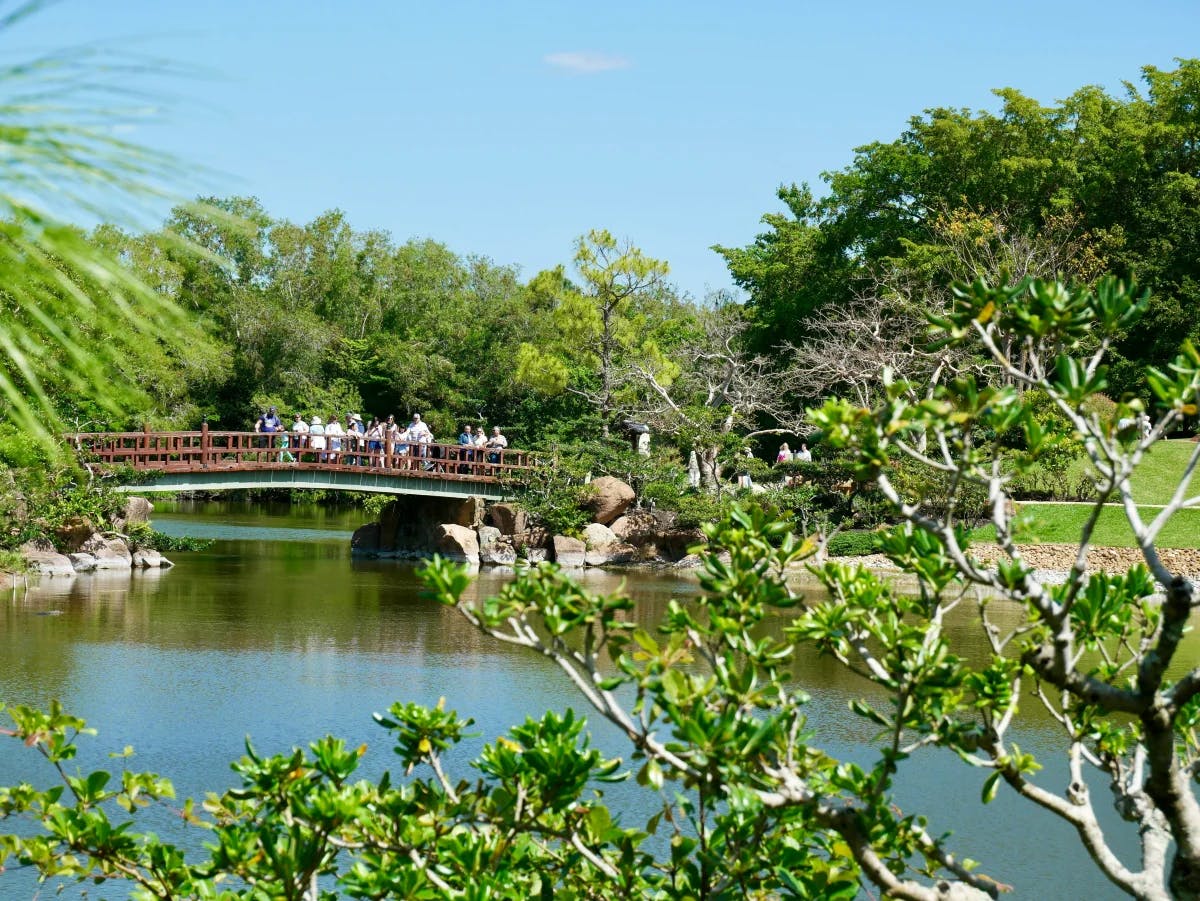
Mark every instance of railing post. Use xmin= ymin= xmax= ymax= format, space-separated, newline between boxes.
xmin=142 ymin=422 xmax=151 ymax=468
xmin=384 ymin=436 xmax=391 ymax=470
xmin=201 ymin=420 xmax=211 ymax=469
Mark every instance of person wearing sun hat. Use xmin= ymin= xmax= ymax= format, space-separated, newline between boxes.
xmin=309 ymin=415 xmax=326 ymax=461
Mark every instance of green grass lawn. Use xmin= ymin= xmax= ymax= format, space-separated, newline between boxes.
xmin=973 ymin=503 xmax=1200 ymax=549
xmin=1126 ymin=439 xmax=1200 ymax=504
xmin=1063 ymin=438 xmax=1200 ymax=505
xmin=967 ymin=440 xmax=1200 ymax=548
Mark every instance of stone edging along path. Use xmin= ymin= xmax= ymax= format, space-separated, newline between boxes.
xmin=845 ymin=544 xmax=1200 ymax=580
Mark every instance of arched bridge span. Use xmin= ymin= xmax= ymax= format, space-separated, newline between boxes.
xmin=71 ymin=426 xmax=532 ymax=501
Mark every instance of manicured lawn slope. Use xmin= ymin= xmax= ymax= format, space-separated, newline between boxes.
xmin=1126 ymin=439 xmax=1200 ymax=504
xmin=971 ymin=440 xmax=1200 ymax=549
xmin=973 ymin=504 xmax=1200 ymax=549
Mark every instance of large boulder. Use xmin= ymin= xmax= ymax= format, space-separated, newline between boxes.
xmin=69 ymin=552 xmax=97 ymax=572
xmin=20 ymin=541 xmax=75 ymax=577
xmin=551 ymin=535 xmax=586 ymax=568
xmin=132 ymin=548 xmax=171 ymax=568
xmin=586 ymin=544 xmax=636 ymax=567
xmin=476 ymin=525 xmax=517 ymax=564
xmin=450 ymin=497 xmax=486 ymax=529
xmin=476 ymin=525 xmax=502 ymax=549
xmin=583 ymin=524 xmax=635 ymax=566
xmin=435 ymin=524 xmax=480 ymax=564
xmin=583 ymin=476 xmax=635 ymax=525
xmin=55 ymin=516 xmax=97 ymax=552
xmin=92 ymin=537 xmax=133 ymax=570
xmin=351 ymin=522 xmax=381 ymax=556
xmin=487 ymin=503 xmax=527 ymax=536
xmin=112 ymin=496 xmax=154 ymax=532
xmin=610 ymin=511 xmax=657 ymax=540
xmin=476 ymin=526 xmax=519 ymax=565
xmin=609 ymin=516 xmax=634 ymax=540
xmin=582 ymin=522 xmax=618 ymax=549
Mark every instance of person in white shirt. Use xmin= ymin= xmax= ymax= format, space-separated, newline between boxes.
xmin=796 ymin=443 xmax=812 ymax=462
xmin=308 ymin=416 xmax=326 ymax=461
xmin=346 ymin=413 xmax=365 ymax=464
xmin=407 ymin=413 xmax=432 ymax=441
xmin=325 ymin=416 xmax=345 ymax=463
xmin=418 ymin=429 xmax=434 ymax=471
xmin=291 ymin=414 xmax=309 ymax=453
xmin=486 ymin=426 xmax=508 ymax=467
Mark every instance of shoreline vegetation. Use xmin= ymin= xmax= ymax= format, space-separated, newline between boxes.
xmin=13 ymin=435 xmax=1200 ymax=584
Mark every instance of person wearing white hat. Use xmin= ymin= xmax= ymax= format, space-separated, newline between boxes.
xmin=309 ymin=416 xmax=326 ymax=461
xmin=407 ymin=413 xmax=433 ymax=469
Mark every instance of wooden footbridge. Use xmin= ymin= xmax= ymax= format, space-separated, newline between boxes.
xmin=70 ymin=425 xmax=533 ymax=500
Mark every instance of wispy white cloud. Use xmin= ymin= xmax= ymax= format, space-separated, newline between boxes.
xmin=543 ymin=51 xmax=631 ymax=74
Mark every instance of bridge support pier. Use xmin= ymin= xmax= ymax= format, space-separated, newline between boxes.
xmin=351 ymin=495 xmax=485 ymax=557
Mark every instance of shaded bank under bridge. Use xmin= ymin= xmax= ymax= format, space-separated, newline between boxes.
xmin=70 ymin=426 xmax=534 ymax=500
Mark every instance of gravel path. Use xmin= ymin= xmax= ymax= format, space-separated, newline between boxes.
xmin=839 ymin=544 xmax=1200 ymax=581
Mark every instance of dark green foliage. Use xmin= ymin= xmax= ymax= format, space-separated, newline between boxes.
xmin=721 ymin=60 xmax=1200 ymax=400
xmin=824 ymin=529 xmax=880 ymax=557
xmin=515 ymin=441 xmax=682 ymax=535
xmin=646 ymin=486 xmax=723 ymax=530
xmin=121 ymin=521 xmax=212 ymax=553
xmin=0 ymin=464 xmax=125 ymax=551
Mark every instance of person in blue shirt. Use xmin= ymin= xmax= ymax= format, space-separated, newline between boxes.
xmin=255 ymin=405 xmax=281 ymax=456
xmin=458 ymin=424 xmax=475 ymax=473
xmin=256 ymin=406 xmax=281 ymax=433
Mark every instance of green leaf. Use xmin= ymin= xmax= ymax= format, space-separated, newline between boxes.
xmin=981 ymin=771 xmax=1002 ymax=804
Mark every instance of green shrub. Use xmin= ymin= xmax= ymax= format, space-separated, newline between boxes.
xmin=667 ymin=491 xmax=725 ymax=530
xmin=825 ymin=529 xmax=881 ymax=557
xmin=123 ymin=520 xmax=212 ymax=552
xmin=0 ymin=548 xmax=26 ymax=573
xmin=0 ymin=462 xmax=127 ymax=550
xmin=886 ymin=455 xmax=989 ymax=522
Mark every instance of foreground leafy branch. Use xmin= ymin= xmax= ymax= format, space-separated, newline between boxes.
xmin=809 ymin=277 xmax=1200 ymax=899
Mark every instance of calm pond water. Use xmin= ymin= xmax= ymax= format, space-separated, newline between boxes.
xmin=0 ymin=500 xmax=1143 ymax=898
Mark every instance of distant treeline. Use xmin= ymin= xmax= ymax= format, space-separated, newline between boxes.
xmin=30 ymin=58 xmax=1200 ymax=454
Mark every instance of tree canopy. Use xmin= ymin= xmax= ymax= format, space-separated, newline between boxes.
xmin=717 ymin=59 xmax=1200 ymax=398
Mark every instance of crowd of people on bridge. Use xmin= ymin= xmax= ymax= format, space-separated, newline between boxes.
xmin=252 ymin=407 xmax=509 ymax=474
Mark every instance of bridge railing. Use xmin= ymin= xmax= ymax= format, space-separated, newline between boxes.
xmin=69 ymin=425 xmax=533 ymax=484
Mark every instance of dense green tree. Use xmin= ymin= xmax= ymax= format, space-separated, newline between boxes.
xmin=719 ymin=60 xmax=1200 ymax=398
xmin=515 ymin=230 xmax=682 ymax=436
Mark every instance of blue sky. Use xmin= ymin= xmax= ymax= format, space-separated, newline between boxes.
xmin=10 ymin=0 xmax=1200 ymax=298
